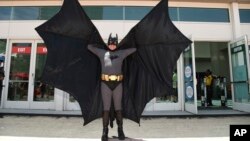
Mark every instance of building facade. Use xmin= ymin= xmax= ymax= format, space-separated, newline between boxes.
xmin=0 ymin=0 xmax=250 ymax=115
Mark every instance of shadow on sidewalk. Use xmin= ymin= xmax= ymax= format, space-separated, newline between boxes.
xmin=109 ymin=137 xmax=145 ymax=141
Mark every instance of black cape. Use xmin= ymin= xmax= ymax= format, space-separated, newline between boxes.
xmin=35 ymin=0 xmax=192 ymax=125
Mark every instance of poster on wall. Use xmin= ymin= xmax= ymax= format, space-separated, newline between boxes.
xmin=184 ymin=65 xmax=194 ymax=102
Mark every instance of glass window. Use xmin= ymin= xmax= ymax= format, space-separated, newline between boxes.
xmin=84 ymin=6 xmax=123 ymax=20
xmin=125 ymin=7 xmax=178 ymax=21
xmin=39 ymin=7 xmax=60 ymax=20
xmin=84 ymin=6 xmax=103 ymax=20
xmin=125 ymin=6 xmax=152 ymax=20
xmin=12 ymin=7 xmax=39 ymax=20
xmin=0 ymin=7 xmax=11 ymax=20
xmin=179 ymin=8 xmax=229 ymax=22
xmin=239 ymin=9 xmax=250 ymax=23
xmin=169 ymin=7 xmax=178 ymax=21
xmin=1 ymin=6 xmax=232 ymax=22
xmin=0 ymin=39 xmax=7 ymax=55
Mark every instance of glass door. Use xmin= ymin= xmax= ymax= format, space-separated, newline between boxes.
xmin=181 ymin=37 xmax=198 ymax=114
xmin=0 ymin=39 xmax=7 ymax=107
xmin=4 ymin=40 xmax=55 ymax=109
xmin=30 ymin=41 xmax=55 ymax=109
xmin=64 ymin=93 xmax=80 ymax=110
xmin=5 ymin=41 xmax=32 ymax=108
xmin=229 ymin=35 xmax=250 ymax=113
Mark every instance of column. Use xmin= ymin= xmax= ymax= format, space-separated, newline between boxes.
xmin=231 ymin=2 xmax=241 ymax=39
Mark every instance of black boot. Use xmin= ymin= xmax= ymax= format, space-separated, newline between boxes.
xmin=102 ymin=111 xmax=109 ymax=141
xmin=116 ymin=110 xmax=125 ymax=140
xmin=101 ymin=127 xmax=108 ymax=141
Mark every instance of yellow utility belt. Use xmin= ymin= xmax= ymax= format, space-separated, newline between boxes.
xmin=101 ymin=74 xmax=123 ymax=81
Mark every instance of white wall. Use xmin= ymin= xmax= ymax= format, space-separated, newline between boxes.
xmin=0 ymin=21 xmax=43 ymax=39
xmin=177 ymin=22 xmax=232 ymax=41
xmin=241 ymin=24 xmax=250 ymax=41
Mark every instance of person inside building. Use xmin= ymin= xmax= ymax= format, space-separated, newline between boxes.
xmin=171 ymin=69 xmax=177 ymax=102
xmin=87 ymin=33 xmax=136 ymax=141
xmin=205 ymin=69 xmax=213 ymax=106
xmin=39 ymin=82 xmax=46 ymax=99
xmin=0 ymin=66 xmax=4 ymax=102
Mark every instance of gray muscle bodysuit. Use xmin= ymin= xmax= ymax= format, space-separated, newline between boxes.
xmin=88 ymin=45 xmax=136 ymax=111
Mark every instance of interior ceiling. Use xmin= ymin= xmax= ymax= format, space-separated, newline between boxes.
xmin=0 ymin=0 xmax=249 ymax=3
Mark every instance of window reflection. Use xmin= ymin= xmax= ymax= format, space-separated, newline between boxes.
xmin=239 ymin=9 xmax=250 ymax=23
xmin=125 ymin=7 xmax=177 ymax=21
xmin=33 ymin=43 xmax=54 ymax=101
xmin=0 ymin=7 xmax=11 ymax=20
xmin=39 ymin=7 xmax=60 ymax=20
xmin=125 ymin=7 xmax=152 ymax=20
xmin=69 ymin=95 xmax=76 ymax=102
xmin=34 ymin=82 xmax=54 ymax=101
xmin=179 ymin=7 xmax=229 ymax=22
xmin=156 ymin=66 xmax=178 ymax=103
xmin=84 ymin=6 xmax=123 ymax=20
xmin=0 ymin=6 xmax=230 ymax=22
xmin=12 ymin=7 xmax=39 ymax=20
xmin=169 ymin=7 xmax=178 ymax=21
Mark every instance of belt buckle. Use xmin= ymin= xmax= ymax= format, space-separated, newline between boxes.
xmin=109 ymin=75 xmax=117 ymax=81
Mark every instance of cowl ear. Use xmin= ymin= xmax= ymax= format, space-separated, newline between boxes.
xmin=109 ymin=33 xmax=112 ymax=39
xmin=116 ymin=34 xmax=118 ymax=44
xmin=108 ymin=33 xmax=112 ymax=45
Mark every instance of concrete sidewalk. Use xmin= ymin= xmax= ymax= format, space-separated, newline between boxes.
xmin=0 ymin=115 xmax=249 ymax=140
xmin=0 ymin=136 xmax=229 ymax=141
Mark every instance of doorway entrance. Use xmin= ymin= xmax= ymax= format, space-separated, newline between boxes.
xmin=194 ymin=41 xmax=232 ymax=110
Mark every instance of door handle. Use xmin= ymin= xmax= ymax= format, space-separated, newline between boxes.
xmin=32 ymin=73 xmax=35 ymax=85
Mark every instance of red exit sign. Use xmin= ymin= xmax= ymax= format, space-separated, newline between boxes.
xmin=12 ymin=46 xmax=47 ymax=54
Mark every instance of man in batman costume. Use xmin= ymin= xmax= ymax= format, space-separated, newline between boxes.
xmin=35 ymin=0 xmax=192 ymax=140
xmin=88 ymin=34 xmax=136 ymax=140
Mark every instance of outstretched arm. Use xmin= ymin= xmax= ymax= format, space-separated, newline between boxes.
xmin=125 ymin=48 xmax=137 ymax=57
xmin=87 ymin=44 xmax=105 ymax=57
xmin=119 ymin=48 xmax=137 ymax=59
